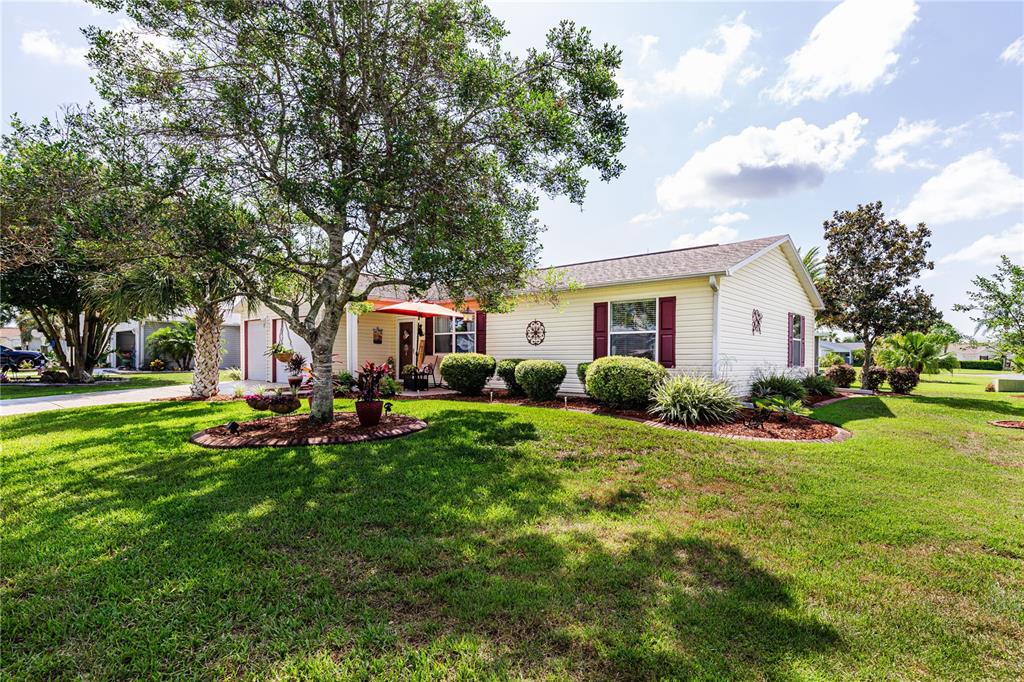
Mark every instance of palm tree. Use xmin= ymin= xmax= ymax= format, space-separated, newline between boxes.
xmin=876 ymin=331 xmax=958 ymax=374
xmin=799 ymin=245 xmax=824 ymax=285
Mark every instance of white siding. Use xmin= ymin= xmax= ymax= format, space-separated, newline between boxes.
xmin=483 ymin=278 xmax=714 ymax=394
xmin=717 ymin=246 xmax=817 ymax=394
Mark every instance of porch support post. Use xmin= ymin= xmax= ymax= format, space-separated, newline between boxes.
xmin=709 ymin=275 xmax=720 ymax=379
xmin=346 ymin=307 xmax=358 ymax=372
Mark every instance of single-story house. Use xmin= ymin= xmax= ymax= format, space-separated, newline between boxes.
xmin=237 ymin=234 xmax=821 ymax=395
xmin=817 ymin=340 xmax=865 ymax=365
xmin=109 ymin=308 xmax=242 ymax=370
xmin=947 ymin=342 xmax=1001 ymax=363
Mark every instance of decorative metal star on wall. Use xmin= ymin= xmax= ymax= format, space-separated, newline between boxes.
xmin=751 ymin=309 xmax=763 ymax=335
xmin=526 ymin=320 xmax=546 ymax=345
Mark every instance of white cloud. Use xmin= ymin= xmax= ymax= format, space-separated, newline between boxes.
xmin=115 ymin=18 xmax=178 ymax=53
xmin=629 ymin=211 xmax=662 ymax=225
xmin=637 ymin=34 xmax=660 ymax=65
xmin=736 ymin=65 xmax=765 ymax=85
xmin=619 ymin=14 xmax=755 ymax=109
xmin=899 ymin=150 xmax=1024 ymax=225
xmin=671 ymin=225 xmax=738 ymax=249
xmin=1000 ymin=36 xmax=1024 ymax=65
xmin=710 ymin=211 xmax=749 ymax=225
xmin=939 ymin=224 xmax=1024 ymax=264
xmin=1000 ymin=131 xmax=1024 ymax=146
xmin=693 ymin=115 xmax=715 ymax=134
xmin=656 ymin=113 xmax=868 ymax=210
xmin=769 ymin=0 xmax=918 ymax=105
xmin=872 ymin=117 xmax=940 ymax=171
xmin=20 ymin=29 xmax=88 ymax=68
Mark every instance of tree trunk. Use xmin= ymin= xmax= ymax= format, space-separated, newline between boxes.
xmin=861 ymin=337 xmax=875 ymax=379
xmin=308 ymin=310 xmax=344 ymax=424
xmin=191 ymin=303 xmax=224 ymax=398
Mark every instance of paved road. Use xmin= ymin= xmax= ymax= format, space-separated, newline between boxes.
xmin=0 ymin=381 xmax=284 ymax=417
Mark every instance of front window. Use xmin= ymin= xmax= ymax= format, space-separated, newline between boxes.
xmin=434 ymin=315 xmax=475 ymax=353
xmin=609 ymin=299 xmax=656 ymax=360
xmin=789 ymin=314 xmax=804 ymax=367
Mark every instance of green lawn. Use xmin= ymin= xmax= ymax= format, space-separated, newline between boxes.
xmin=0 ymin=371 xmax=208 ymax=400
xmin=2 ymin=375 xmax=1022 ymax=679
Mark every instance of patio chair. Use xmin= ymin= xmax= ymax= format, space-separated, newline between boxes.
xmin=421 ymin=353 xmax=446 ymax=388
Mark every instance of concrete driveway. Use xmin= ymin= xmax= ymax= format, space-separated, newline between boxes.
xmin=0 ymin=381 xmax=284 ymax=417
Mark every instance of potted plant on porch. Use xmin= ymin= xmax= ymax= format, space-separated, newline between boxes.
xmin=286 ymin=352 xmax=307 ymax=389
xmin=402 ymin=363 xmax=427 ymax=391
xmin=354 ymin=361 xmax=391 ymax=427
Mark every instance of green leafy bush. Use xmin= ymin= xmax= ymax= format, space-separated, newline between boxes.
xmin=862 ymin=366 xmax=888 ymax=391
xmin=753 ymin=396 xmax=811 ymax=422
xmin=379 ymin=375 xmax=401 ymax=398
xmin=802 ymin=373 xmax=836 ymax=397
xmin=439 ymin=353 xmax=496 ymax=395
xmin=824 ymin=363 xmax=856 ymax=388
xmin=514 ymin=360 xmax=566 ymax=401
xmin=576 ymin=361 xmax=591 ymax=393
xmin=886 ymin=367 xmax=919 ymax=394
xmin=496 ymin=358 xmax=526 ymax=396
xmin=585 ymin=356 xmax=668 ymax=409
xmin=959 ymin=360 xmax=1002 ymax=370
xmin=749 ymin=369 xmax=807 ymax=402
xmin=148 ymin=320 xmax=196 ymax=369
xmin=648 ymin=376 xmax=740 ymax=426
xmin=818 ymin=352 xmax=845 ymax=368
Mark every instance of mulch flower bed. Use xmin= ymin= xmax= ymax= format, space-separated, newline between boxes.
xmin=399 ymin=390 xmax=847 ymax=442
xmin=190 ymin=412 xmax=427 ymax=448
xmin=990 ymin=420 xmax=1024 ymax=430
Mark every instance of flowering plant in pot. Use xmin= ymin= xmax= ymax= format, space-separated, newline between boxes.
xmin=244 ymin=385 xmax=272 ymax=411
xmin=265 ymin=342 xmax=294 ymax=363
xmin=354 ymin=361 xmax=391 ymax=426
xmin=286 ymin=352 xmax=307 ymax=389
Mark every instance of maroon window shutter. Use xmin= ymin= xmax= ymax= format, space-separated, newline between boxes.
xmin=593 ymin=302 xmax=608 ymax=359
xmin=424 ymin=317 xmax=433 ymax=355
xmin=475 ymin=311 xmax=487 ymax=354
xmin=801 ymin=315 xmax=808 ymax=367
xmin=658 ymin=296 xmax=676 ymax=368
xmin=787 ymin=313 xmax=794 ymax=367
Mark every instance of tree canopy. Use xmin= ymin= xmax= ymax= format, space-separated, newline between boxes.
xmin=87 ymin=0 xmax=628 ymax=421
xmin=954 ymin=255 xmax=1024 ymax=361
xmin=817 ymin=201 xmax=942 ymax=373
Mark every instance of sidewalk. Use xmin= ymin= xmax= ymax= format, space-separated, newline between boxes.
xmin=0 ymin=381 xmax=283 ymax=417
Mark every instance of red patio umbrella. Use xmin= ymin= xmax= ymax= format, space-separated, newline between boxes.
xmin=373 ymin=301 xmax=460 ymax=317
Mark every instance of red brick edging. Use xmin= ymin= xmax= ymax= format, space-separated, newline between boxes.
xmin=190 ymin=413 xmax=428 ymax=449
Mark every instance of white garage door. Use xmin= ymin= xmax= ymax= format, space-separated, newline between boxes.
xmin=273 ymin=319 xmax=312 ymax=382
xmin=245 ymin=320 xmax=267 ymax=381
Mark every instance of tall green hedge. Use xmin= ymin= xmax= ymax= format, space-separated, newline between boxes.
xmin=958 ymin=360 xmax=1002 ymax=370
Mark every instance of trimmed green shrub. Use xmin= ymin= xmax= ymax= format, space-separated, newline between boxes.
xmin=959 ymin=359 xmax=1002 ymax=370
xmin=862 ymin=366 xmax=888 ymax=391
xmin=648 ymin=376 xmax=740 ymax=426
xmin=824 ymin=363 xmax=856 ymax=388
xmin=379 ymin=375 xmax=401 ymax=398
xmin=496 ymin=359 xmax=526 ymax=396
xmin=576 ymin=361 xmax=591 ymax=389
xmin=749 ymin=369 xmax=807 ymax=402
xmin=887 ymin=367 xmax=919 ymax=394
xmin=818 ymin=352 xmax=845 ymax=368
xmin=802 ymin=373 xmax=837 ymax=397
xmin=514 ymin=360 xmax=566 ymax=401
xmin=439 ymin=353 xmax=496 ymax=395
xmin=586 ymin=356 xmax=668 ymax=409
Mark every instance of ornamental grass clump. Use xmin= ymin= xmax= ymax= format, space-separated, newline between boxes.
xmin=514 ymin=360 xmax=566 ymax=401
xmin=749 ymin=369 xmax=807 ymax=402
xmin=648 ymin=375 xmax=740 ymax=426
xmin=439 ymin=353 xmax=496 ymax=396
xmin=586 ymin=356 xmax=668 ymax=409
xmin=802 ymin=373 xmax=837 ymax=398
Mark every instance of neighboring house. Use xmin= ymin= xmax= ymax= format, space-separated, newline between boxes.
xmin=947 ymin=342 xmax=1001 ymax=362
xmin=817 ymin=340 xmax=865 ymax=365
xmin=109 ymin=308 xmax=242 ymax=370
xmin=237 ymin=235 xmax=821 ymax=395
xmin=0 ymin=327 xmax=46 ymax=351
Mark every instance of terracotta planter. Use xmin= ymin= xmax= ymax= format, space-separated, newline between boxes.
xmin=274 ymin=351 xmax=294 ymax=363
xmin=288 ymin=376 xmax=303 ymax=389
xmin=355 ymin=400 xmax=384 ymax=427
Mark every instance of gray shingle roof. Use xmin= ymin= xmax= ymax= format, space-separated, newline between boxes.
xmin=538 ymin=234 xmax=787 ymax=288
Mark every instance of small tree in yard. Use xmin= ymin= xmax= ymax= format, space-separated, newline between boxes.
xmin=954 ymin=255 xmax=1024 ymax=364
xmin=817 ymin=201 xmax=942 ymax=377
xmin=88 ymin=0 xmax=628 ymax=423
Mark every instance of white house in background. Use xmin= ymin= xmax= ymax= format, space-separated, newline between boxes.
xmin=0 ymin=327 xmax=46 ymax=351
xmin=236 ymin=235 xmax=822 ymax=395
xmin=817 ymin=340 xmax=865 ymax=365
xmin=109 ymin=307 xmax=242 ymax=370
xmin=947 ymin=342 xmax=1002 ymax=363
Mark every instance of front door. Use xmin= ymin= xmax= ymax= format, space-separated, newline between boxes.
xmin=399 ymin=321 xmax=414 ymax=373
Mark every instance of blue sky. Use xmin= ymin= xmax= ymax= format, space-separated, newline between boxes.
xmin=3 ymin=0 xmax=1023 ymax=334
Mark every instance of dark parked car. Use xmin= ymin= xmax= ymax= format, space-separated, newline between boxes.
xmin=0 ymin=345 xmax=46 ymax=372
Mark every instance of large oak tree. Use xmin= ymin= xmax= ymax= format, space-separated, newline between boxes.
xmin=817 ymin=201 xmax=942 ymax=376
xmin=88 ymin=0 xmax=628 ymax=422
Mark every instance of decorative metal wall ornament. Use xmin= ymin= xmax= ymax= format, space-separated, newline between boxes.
xmin=525 ymin=320 xmax=546 ymax=345
xmin=751 ymin=309 xmax=763 ymax=335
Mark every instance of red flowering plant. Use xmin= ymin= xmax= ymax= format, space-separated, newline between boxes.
xmin=355 ymin=361 xmax=391 ymax=403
